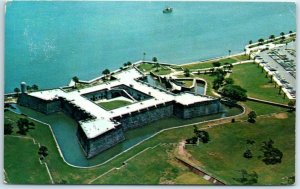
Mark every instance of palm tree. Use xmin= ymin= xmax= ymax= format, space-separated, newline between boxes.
xmin=280 ymin=32 xmax=285 ymax=36
xmin=102 ymin=69 xmax=110 ymax=76
xmin=143 ymin=52 xmax=146 ymax=61
xmin=154 ymin=63 xmax=160 ymax=72
xmin=269 ymin=35 xmax=275 ymax=41
xmin=249 ymin=40 xmax=253 ymax=45
xmin=72 ymin=76 xmax=79 ymax=88
xmin=102 ymin=69 xmax=111 ymax=80
xmin=289 ymin=31 xmax=293 ymax=34
xmin=228 ymin=49 xmax=231 ymax=56
xmin=278 ymin=86 xmax=282 ymax=94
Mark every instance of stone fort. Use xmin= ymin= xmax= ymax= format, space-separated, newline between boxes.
xmin=18 ymin=67 xmax=222 ymax=158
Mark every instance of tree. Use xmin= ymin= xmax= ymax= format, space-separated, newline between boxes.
xmin=248 ymin=111 xmax=257 ymax=123
xmin=143 ymin=52 xmax=146 ymax=61
xmin=249 ymin=40 xmax=253 ymax=45
xmin=102 ymin=69 xmax=110 ymax=75
xmin=289 ymin=30 xmax=293 ymax=34
xmin=154 ymin=63 xmax=160 ymax=72
xmin=127 ymin=61 xmax=132 ymax=66
xmin=4 ymin=123 xmax=13 ymax=135
xmin=193 ymin=127 xmax=210 ymax=144
xmin=243 ymin=149 xmax=253 ymax=159
xmin=152 ymin=57 xmax=158 ymax=62
xmin=221 ymin=84 xmax=247 ymax=101
xmin=269 ymin=34 xmax=275 ymax=39
xmin=212 ymin=62 xmax=221 ymax=67
xmin=38 ymin=145 xmax=49 ymax=157
xmin=234 ymin=169 xmax=258 ymax=185
xmin=17 ymin=118 xmax=34 ymax=135
xmin=14 ymin=87 xmax=20 ymax=94
xmin=186 ymin=136 xmax=198 ymax=144
xmin=260 ymin=139 xmax=283 ymax=165
xmin=224 ymin=78 xmax=234 ymax=85
xmin=72 ymin=76 xmax=79 ymax=83
xmin=258 ymin=38 xmax=264 ymax=44
xmin=213 ymin=77 xmax=223 ymax=90
xmin=32 ymin=84 xmax=39 ymax=91
xmin=184 ymin=68 xmax=190 ymax=77
xmin=280 ymin=32 xmax=285 ymax=36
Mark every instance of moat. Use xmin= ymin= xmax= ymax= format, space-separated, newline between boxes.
xmin=12 ymin=103 xmax=242 ymax=167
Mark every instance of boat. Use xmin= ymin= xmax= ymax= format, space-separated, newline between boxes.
xmin=163 ymin=7 xmax=173 ymax=14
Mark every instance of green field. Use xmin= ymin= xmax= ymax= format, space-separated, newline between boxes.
xmin=229 ymin=63 xmax=289 ymax=104
xmin=181 ymin=54 xmax=250 ymax=70
xmin=186 ymin=112 xmax=295 ymax=185
xmin=137 ymin=63 xmax=154 ymax=72
xmin=154 ymin=67 xmax=172 ymax=75
xmin=98 ymin=100 xmax=132 ymax=110
xmin=4 ymin=96 xmax=294 ymax=185
xmin=4 ymin=136 xmax=52 ymax=184
xmin=93 ymin=145 xmax=212 ymax=184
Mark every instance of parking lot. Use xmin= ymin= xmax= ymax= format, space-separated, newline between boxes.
xmin=256 ymin=41 xmax=296 ymax=99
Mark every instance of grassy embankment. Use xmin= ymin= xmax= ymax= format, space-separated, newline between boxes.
xmin=181 ymin=54 xmax=250 ymax=70
xmin=137 ymin=63 xmax=172 ymax=75
xmin=4 ymin=98 xmax=294 ymax=185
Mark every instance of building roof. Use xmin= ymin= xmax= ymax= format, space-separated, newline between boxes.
xmin=28 ymin=67 xmax=214 ymax=139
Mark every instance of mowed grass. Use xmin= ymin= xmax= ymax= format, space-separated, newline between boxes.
xmin=137 ymin=63 xmax=154 ymax=72
xmin=98 ymin=100 xmax=132 ymax=110
xmin=4 ymin=136 xmax=51 ymax=184
xmin=93 ymin=145 xmax=212 ymax=184
xmin=242 ymin=100 xmax=288 ymax=116
xmin=4 ymin=108 xmax=235 ymax=184
xmin=182 ymin=54 xmax=250 ymax=70
xmin=154 ymin=67 xmax=172 ymax=75
xmin=4 ymin=97 xmax=294 ymax=185
xmin=229 ymin=63 xmax=289 ymax=104
xmin=186 ymin=112 xmax=295 ymax=185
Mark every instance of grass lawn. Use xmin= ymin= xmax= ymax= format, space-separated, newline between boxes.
xmin=93 ymin=145 xmax=212 ymax=184
xmin=186 ymin=112 xmax=295 ymax=185
xmin=154 ymin=67 xmax=172 ymax=75
xmin=4 ymin=97 xmax=294 ymax=185
xmin=182 ymin=54 xmax=250 ymax=70
xmin=229 ymin=63 xmax=289 ymax=104
xmin=98 ymin=100 xmax=132 ymax=110
xmin=137 ymin=63 xmax=154 ymax=72
xmin=4 ymin=136 xmax=52 ymax=184
xmin=242 ymin=100 xmax=288 ymax=116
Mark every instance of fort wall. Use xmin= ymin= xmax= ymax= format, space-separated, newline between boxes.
xmin=173 ymin=99 xmax=221 ymax=119
xmin=17 ymin=92 xmax=222 ymax=159
xmin=113 ymin=102 xmax=174 ymax=131
xmin=77 ymin=124 xmax=125 ymax=158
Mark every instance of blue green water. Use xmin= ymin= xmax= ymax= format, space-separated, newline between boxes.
xmin=5 ymin=1 xmax=296 ymax=93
